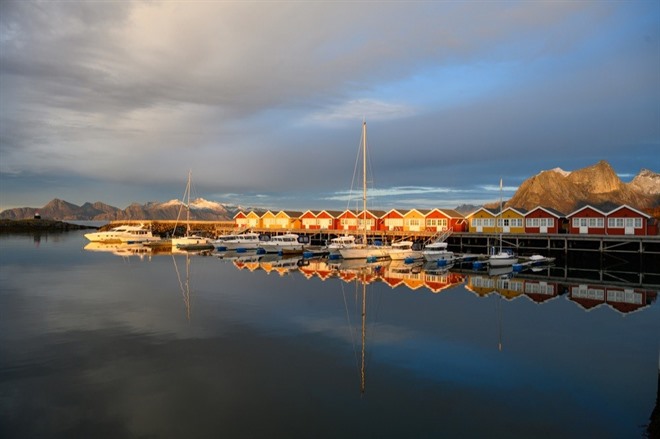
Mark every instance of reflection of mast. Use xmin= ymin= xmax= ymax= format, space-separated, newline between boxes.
xmin=647 ymin=349 xmax=659 ymax=437
xmin=497 ymin=293 xmax=503 ymax=352
xmin=172 ymin=253 xmax=191 ymax=321
xmin=360 ymin=270 xmax=367 ymax=395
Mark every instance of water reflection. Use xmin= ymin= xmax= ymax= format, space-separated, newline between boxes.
xmin=2 ymin=233 xmax=658 ymax=438
xmin=84 ymin=242 xmax=658 ymax=316
xmin=216 ymin=249 xmax=660 ymax=316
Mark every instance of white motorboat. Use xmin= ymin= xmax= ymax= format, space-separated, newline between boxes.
xmin=84 ymin=224 xmax=160 ymax=243
xmin=327 ymin=235 xmax=357 ymax=251
xmin=422 ymin=240 xmax=455 ymax=264
xmin=488 ymin=249 xmax=518 ymax=267
xmin=215 ymin=232 xmax=261 ymax=250
xmin=258 ymin=233 xmax=304 ymax=254
xmin=338 ymin=121 xmax=392 ymax=261
xmin=387 ymin=240 xmax=423 ymax=261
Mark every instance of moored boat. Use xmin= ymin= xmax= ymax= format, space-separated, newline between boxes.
xmin=422 ymin=240 xmax=455 ymax=264
xmin=387 ymin=240 xmax=423 ymax=261
xmin=258 ymin=233 xmax=304 ymax=254
xmin=214 ymin=232 xmax=261 ymax=251
xmin=84 ymin=224 xmax=160 ymax=243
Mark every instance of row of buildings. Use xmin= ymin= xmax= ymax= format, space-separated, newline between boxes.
xmin=233 ymin=204 xmax=658 ymax=236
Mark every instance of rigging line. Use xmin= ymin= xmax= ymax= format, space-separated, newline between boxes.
xmin=172 ymin=254 xmax=189 ymax=320
xmin=346 ymin=127 xmax=364 ymax=213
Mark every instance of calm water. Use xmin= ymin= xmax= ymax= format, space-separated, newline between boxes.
xmin=1 ymin=231 xmax=658 ymax=438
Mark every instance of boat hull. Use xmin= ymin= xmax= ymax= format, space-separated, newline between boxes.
xmin=422 ymin=250 xmax=455 ymax=263
xmin=339 ymin=246 xmax=390 ymax=260
xmin=488 ymin=254 xmax=518 ymax=267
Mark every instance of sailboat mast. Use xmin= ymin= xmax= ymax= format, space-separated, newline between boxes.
xmin=362 ymin=121 xmax=367 ymax=243
xmin=498 ymin=178 xmax=503 ymax=252
xmin=186 ymin=170 xmax=192 ymax=236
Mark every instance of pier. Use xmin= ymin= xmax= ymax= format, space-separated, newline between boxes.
xmin=104 ymin=220 xmax=660 ymax=256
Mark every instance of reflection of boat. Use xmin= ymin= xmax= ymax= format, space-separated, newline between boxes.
xmin=83 ymin=242 xmax=152 ymax=258
xmin=339 ymin=122 xmax=390 ymax=261
xmin=258 ymin=233 xmax=304 ymax=254
xmin=387 ymin=241 xmax=422 ymax=261
xmin=84 ymin=224 xmax=160 ymax=243
xmin=171 ymin=171 xmax=214 ymax=251
xmin=214 ymin=232 xmax=261 ymax=251
xmin=259 ymin=254 xmax=301 ymax=275
xmin=329 ymin=257 xmax=391 ymax=274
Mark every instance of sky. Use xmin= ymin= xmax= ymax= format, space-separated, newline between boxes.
xmin=1 ymin=1 xmax=659 ymax=213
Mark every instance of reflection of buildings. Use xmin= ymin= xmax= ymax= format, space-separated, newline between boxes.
xmin=464 ymin=271 xmax=658 ymax=314
xmin=381 ymin=261 xmax=465 ymax=294
xmin=298 ymin=258 xmax=335 ymax=281
xmin=259 ymin=255 xmax=300 ymax=276
xmin=222 ymin=254 xmax=659 ymax=314
xmin=568 ymin=284 xmax=657 ymax=315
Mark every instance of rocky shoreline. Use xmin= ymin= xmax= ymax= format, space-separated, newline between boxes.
xmin=0 ymin=219 xmax=97 ymax=233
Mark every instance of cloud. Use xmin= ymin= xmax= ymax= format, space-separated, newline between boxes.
xmin=1 ymin=1 xmax=658 ymax=211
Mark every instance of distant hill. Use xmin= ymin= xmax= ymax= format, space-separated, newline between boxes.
xmin=504 ymin=161 xmax=659 ymax=214
xmin=0 ymin=198 xmax=253 ymax=221
xmin=2 ymin=161 xmax=657 ymax=220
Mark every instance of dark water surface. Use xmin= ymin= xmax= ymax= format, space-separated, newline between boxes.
xmin=1 ymin=231 xmax=658 ymax=438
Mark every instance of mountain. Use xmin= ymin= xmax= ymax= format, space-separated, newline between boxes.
xmin=505 ymin=161 xmax=660 ymax=214
xmin=0 ymin=198 xmax=242 ymax=221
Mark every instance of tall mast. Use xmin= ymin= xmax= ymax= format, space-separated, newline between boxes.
xmin=498 ymin=178 xmax=503 ymax=252
xmin=362 ymin=121 xmax=367 ymax=244
xmin=186 ymin=170 xmax=192 ymax=236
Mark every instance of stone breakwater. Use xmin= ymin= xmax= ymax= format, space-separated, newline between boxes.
xmin=0 ymin=219 xmax=96 ymax=232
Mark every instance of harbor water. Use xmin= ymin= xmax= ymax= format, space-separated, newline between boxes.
xmin=1 ymin=230 xmax=658 ymax=438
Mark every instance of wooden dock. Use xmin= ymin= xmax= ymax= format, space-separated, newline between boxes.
xmin=103 ymin=220 xmax=660 ymax=256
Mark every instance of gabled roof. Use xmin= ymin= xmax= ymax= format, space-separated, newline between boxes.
xmin=567 ymin=205 xmax=608 ymax=217
xmin=383 ymin=208 xmax=406 ymax=217
xmin=436 ymin=208 xmax=464 ymax=218
xmin=317 ymin=210 xmax=344 ymax=217
xmin=233 ymin=211 xmax=247 ymax=219
xmin=607 ymin=204 xmax=650 ymax=218
xmin=402 ymin=208 xmax=427 ymax=216
xmin=278 ymin=210 xmax=303 ymax=218
xmin=525 ymin=206 xmax=566 ymax=218
xmin=501 ymin=207 xmax=528 ymax=216
xmin=466 ymin=207 xmax=498 ymax=217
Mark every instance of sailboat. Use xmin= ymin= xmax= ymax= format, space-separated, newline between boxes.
xmin=488 ymin=178 xmax=518 ymax=267
xmin=171 ymin=171 xmax=214 ymax=251
xmin=338 ymin=121 xmax=390 ymax=261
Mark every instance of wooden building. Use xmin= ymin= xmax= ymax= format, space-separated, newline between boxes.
xmin=524 ymin=206 xmax=564 ymax=234
xmin=606 ymin=205 xmax=652 ymax=236
xmin=567 ymin=205 xmax=607 ymax=235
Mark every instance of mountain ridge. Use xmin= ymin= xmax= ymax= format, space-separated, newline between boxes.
xmin=1 ymin=161 xmax=658 ymax=220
